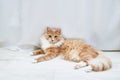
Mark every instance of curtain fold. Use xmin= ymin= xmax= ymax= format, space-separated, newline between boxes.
xmin=0 ymin=0 xmax=120 ymax=50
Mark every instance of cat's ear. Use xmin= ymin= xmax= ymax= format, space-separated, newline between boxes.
xmin=46 ymin=26 xmax=51 ymax=33
xmin=56 ymin=28 xmax=61 ymax=34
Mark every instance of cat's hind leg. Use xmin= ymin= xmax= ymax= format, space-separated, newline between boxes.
xmin=81 ymin=65 xmax=92 ymax=72
xmin=74 ymin=61 xmax=88 ymax=69
xmin=74 ymin=61 xmax=93 ymax=72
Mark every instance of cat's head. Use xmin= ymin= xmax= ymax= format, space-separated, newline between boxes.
xmin=43 ymin=27 xmax=62 ymax=44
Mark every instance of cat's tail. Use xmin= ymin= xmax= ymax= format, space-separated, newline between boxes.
xmin=88 ymin=54 xmax=112 ymax=71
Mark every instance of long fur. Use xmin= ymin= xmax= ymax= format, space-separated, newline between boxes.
xmin=32 ymin=27 xmax=112 ymax=71
xmin=32 ymin=27 xmax=64 ymax=62
xmin=60 ymin=39 xmax=112 ymax=71
xmin=88 ymin=54 xmax=112 ymax=71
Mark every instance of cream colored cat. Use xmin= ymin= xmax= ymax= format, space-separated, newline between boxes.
xmin=31 ymin=27 xmax=112 ymax=72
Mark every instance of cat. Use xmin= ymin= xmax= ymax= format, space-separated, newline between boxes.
xmin=31 ymin=27 xmax=112 ymax=72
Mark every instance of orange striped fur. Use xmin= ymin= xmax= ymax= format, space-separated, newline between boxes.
xmin=32 ymin=27 xmax=112 ymax=72
xmin=35 ymin=47 xmax=60 ymax=62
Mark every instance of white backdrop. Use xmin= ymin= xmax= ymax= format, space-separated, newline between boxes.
xmin=0 ymin=0 xmax=120 ymax=50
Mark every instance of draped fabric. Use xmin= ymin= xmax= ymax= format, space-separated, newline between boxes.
xmin=0 ymin=0 xmax=120 ymax=50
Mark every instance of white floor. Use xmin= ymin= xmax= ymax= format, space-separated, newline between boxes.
xmin=0 ymin=47 xmax=120 ymax=80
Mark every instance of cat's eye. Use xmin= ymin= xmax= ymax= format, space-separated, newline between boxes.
xmin=54 ymin=36 xmax=57 ymax=38
xmin=49 ymin=35 xmax=52 ymax=37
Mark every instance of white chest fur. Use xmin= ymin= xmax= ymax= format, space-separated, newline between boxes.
xmin=40 ymin=36 xmax=64 ymax=51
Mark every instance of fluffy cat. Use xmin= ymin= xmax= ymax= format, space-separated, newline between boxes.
xmin=32 ymin=27 xmax=112 ymax=72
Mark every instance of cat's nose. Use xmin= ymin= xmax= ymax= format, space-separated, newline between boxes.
xmin=51 ymin=38 xmax=55 ymax=41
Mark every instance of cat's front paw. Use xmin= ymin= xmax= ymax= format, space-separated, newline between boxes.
xmin=30 ymin=52 xmax=34 ymax=56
